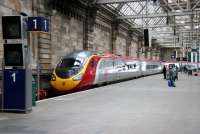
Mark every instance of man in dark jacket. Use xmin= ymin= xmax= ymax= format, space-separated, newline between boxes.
xmin=163 ymin=65 xmax=167 ymax=79
xmin=168 ymin=65 xmax=176 ymax=87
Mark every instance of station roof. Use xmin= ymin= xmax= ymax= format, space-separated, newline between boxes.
xmin=94 ymin=0 xmax=200 ymax=48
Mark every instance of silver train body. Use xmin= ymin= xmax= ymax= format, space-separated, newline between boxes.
xmin=94 ymin=57 xmax=162 ymax=85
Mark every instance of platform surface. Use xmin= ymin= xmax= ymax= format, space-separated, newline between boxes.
xmin=0 ymin=73 xmax=200 ymax=134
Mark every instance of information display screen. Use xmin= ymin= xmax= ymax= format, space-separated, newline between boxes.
xmin=2 ymin=16 xmax=21 ymax=39
xmin=4 ymin=44 xmax=23 ymax=66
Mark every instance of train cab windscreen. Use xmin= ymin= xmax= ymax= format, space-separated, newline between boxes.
xmin=55 ymin=57 xmax=83 ymax=78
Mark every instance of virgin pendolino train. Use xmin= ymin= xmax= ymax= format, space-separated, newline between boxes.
xmin=50 ymin=51 xmax=163 ymax=94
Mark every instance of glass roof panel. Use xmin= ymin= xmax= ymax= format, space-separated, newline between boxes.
xmin=134 ymin=19 xmax=143 ymax=26
xmin=107 ymin=4 xmax=119 ymax=9
xmin=120 ymin=3 xmax=138 ymax=15
xmin=168 ymin=0 xmax=173 ymax=3
xmin=120 ymin=4 xmax=129 ymax=14
xmin=148 ymin=3 xmax=156 ymax=14
xmin=105 ymin=0 xmax=194 ymax=45
xmin=127 ymin=2 xmax=141 ymax=14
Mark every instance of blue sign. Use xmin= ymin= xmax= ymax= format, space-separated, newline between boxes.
xmin=3 ymin=69 xmax=26 ymax=111
xmin=28 ymin=17 xmax=49 ymax=32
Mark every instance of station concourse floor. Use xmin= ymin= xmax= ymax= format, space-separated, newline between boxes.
xmin=0 ymin=73 xmax=200 ymax=134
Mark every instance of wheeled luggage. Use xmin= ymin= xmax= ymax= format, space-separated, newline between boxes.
xmin=168 ymin=80 xmax=175 ymax=87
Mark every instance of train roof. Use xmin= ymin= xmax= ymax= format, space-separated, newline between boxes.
xmin=64 ymin=50 xmax=92 ymax=59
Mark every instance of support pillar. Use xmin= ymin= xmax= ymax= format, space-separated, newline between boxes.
xmin=152 ymin=47 xmax=156 ymax=60
xmin=156 ymin=47 xmax=161 ymax=61
xmin=84 ymin=6 xmax=97 ymax=51
xmin=138 ymin=37 xmax=143 ymax=59
xmin=126 ymin=30 xmax=133 ymax=56
xmin=146 ymin=47 xmax=152 ymax=60
xmin=111 ymin=21 xmax=119 ymax=54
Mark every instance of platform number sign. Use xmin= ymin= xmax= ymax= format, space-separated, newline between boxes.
xmin=28 ymin=17 xmax=49 ymax=32
xmin=11 ymin=72 xmax=16 ymax=83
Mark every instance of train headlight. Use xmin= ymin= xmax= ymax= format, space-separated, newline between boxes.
xmin=51 ymin=74 xmax=56 ymax=81
xmin=72 ymin=73 xmax=82 ymax=81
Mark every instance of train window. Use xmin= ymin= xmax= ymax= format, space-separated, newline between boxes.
xmin=103 ymin=60 xmax=111 ymax=68
xmin=115 ymin=60 xmax=124 ymax=67
xmin=74 ymin=60 xmax=81 ymax=67
xmin=76 ymin=57 xmax=84 ymax=64
xmin=99 ymin=61 xmax=105 ymax=69
xmin=119 ymin=60 xmax=124 ymax=66
xmin=56 ymin=58 xmax=82 ymax=78
xmin=146 ymin=65 xmax=151 ymax=69
xmin=108 ymin=60 xmax=113 ymax=68
xmin=133 ymin=64 xmax=136 ymax=68
xmin=114 ymin=60 xmax=117 ymax=67
xmin=58 ymin=58 xmax=82 ymax=68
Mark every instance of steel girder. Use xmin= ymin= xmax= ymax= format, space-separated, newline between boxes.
xmin=95 ymin=0 xmax=147 ymax=4
xmin=117 ymin=10 xmax=200 ymax=19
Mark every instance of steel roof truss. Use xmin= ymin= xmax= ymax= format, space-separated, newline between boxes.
xmin=192 ymin=0 xmax=200 ymax=9
xmin=95 ymin=0 xmax=146 ymax=4
xmin=118 ymin=10 xmax=200 ymax=19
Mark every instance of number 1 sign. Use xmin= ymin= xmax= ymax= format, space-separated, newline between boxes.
xmin=27 ymin=17 xmax=49 ymax=32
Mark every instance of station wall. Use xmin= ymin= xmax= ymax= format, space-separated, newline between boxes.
xmin=93 ymin=24 xmax=111 ymax=53
xmin=129 ymin=37 xmax=138 ymax=58
xmin=0 ymin=0 xmax=158 ymax=74
xmin=51 ymin=14 xmax=84 ymax=68
xmin=116 ymin=32 xmax=127 ymax=56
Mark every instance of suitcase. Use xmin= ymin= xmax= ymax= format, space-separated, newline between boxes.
xmin=168 ymin=80 xmax=175 ymax=87
xmin=168 ymin=80 xmax=172 ymax=87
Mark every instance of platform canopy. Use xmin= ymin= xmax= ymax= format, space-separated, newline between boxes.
xmin=94 ymin=0 xmax=200 ymax=48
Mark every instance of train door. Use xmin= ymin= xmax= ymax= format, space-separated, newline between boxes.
xmin=145 ymin=62 xmax=152 ymax=75
xmin=141 ymin=61 xmax=147 ymax=76
xmin=113 ymin=59 xmax=126 ymax=80
xmin=113 ymin=60 xmax=119 ymax=81
xmin=136 ymin=61 xmax=142 ymax=76
xmin=97 ymin=58 xmax=114 ymax=83
xmin=104 ymin=59 xmax=114 ymax=82
xmin=97 ymin=59 xmax=106 ymax=83
xmin=80 ymin=57 xmax=98 ymax=86
xmin=137 ymin=61 xmax=142 ymax=76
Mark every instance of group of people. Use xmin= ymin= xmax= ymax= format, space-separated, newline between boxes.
xmin=163 ymin=64 xmax=178 ymax=87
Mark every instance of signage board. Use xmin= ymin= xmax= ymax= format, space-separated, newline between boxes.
xmin=28 ymin=17 xmax=49 ymax=32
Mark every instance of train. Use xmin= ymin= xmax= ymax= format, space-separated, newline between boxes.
xmin=50 ymin=50 xmax=163 ymax=94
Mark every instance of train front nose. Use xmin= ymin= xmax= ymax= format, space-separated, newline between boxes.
xmin=50 ymin=73 xmax=81 ymax=92
xmin=50 ymin=56 xmax=85 ymax=93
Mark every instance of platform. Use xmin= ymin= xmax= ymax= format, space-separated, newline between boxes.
xmin=0 ymin=73 xmax=200 ymax=134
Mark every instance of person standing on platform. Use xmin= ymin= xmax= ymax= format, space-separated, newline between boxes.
xmin=168 ymin=65 xmax=176 ymax=87
xmin=175 ymin=66 xmax=179 ymax=80
xmin=163 ymin=65 xmax=167 ymax=79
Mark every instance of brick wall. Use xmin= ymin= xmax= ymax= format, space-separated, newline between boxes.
xmin=51 ymin=14 xmax=84 ymax=68
xmin=92 ymin=14 xmax=112 ymax=53
xmin=115 ymin=27 xmax=127 ymax=56
xmin=93 ymin=25 xmax=111 ymax=53
xmin=129 ymin=38 xmax=138 ymax=58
